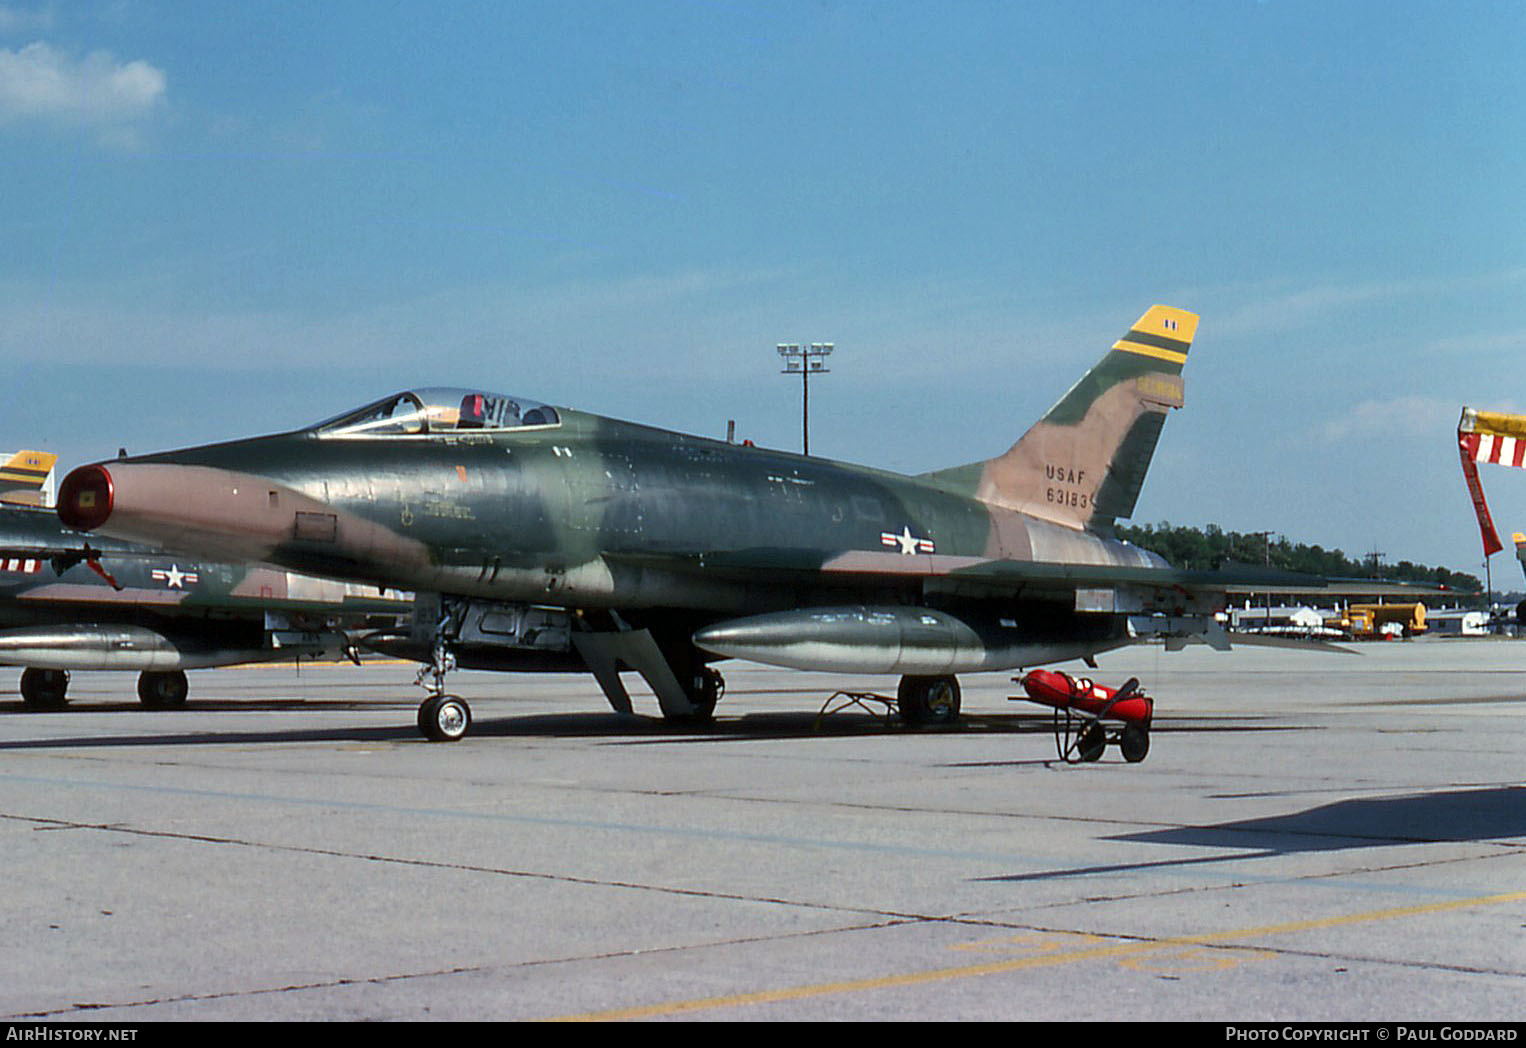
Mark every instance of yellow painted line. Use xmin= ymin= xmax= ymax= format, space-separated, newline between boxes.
xmin=203 ymin=657 xmax=417 ymax=672
xmin=544 ymin=890 xmax=1526 ymax=1021
xmin=1113 ymin=339 xmax=1188 ymax=365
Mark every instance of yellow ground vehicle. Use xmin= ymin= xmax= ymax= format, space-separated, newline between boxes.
xmin=1339 ymin=603 xmax=1427 ymax=639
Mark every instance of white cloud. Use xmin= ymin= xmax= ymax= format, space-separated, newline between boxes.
xmin=0 ymin=40 xmax=164 ymax=134
xmin=1317 ymin=395 xmax=1466 ymax=442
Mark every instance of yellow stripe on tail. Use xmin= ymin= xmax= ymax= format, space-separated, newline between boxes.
xmin=0 ymin=450 xmax=59 ymax=508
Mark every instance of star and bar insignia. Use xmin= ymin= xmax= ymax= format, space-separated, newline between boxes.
xmin=880 ymin=526 xmax=935 ymax=556
xmin=151 ymin=565 xmax=200 ymax=589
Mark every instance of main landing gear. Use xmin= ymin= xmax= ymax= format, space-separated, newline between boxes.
xmin=137 ymin=670 xmax=189 ymax=709
xmin=897 ymin=675 xmax=962 ymax=726
xmin=682 ymin=666 xmax=724 ymax=724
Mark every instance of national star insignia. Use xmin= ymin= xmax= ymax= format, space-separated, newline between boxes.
xmin=151 ymin=564 xmax=199 ymax=589
xmin=880 ymin=526 xmax=935 ymax=556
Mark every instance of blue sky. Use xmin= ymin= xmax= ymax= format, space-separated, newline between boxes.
xmin=2 ymin=1 xmax=1524 ymax=579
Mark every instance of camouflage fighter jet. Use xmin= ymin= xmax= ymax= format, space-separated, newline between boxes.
xmin=0 ymin=504 xmax=407 ymax=708
xmin=57 ymin=304 xmax=1258 ymax=742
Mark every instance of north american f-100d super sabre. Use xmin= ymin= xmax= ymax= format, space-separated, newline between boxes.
xmin=58 ymin=304 xmax=1251 ymax=742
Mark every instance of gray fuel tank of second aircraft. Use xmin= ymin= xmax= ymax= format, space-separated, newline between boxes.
xmin=692 ymin=605 xmax=1125 ymax=675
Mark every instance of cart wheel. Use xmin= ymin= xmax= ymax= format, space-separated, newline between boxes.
xmin=1077 ymin=722 xmax=1106 ymax=762
xmin=1120 ymin=724 xmax=1150 ymax=763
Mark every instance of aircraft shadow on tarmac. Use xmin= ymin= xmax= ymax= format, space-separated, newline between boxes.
xmin=0 ymin=704 xmax=1310 ymax=751
xmin=1117 ymin=786 xmax=1526 ymax=849
xmin=0 ymin=706 xmax=1029 ymax=749
xmin=980 ymin=785 xmax=1526 ymax=883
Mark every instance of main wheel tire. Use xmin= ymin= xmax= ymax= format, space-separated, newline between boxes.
xmin=674 ymin=667 xmax=723 ymax=724
xmin=19 ymin=667 xmax=68 ymax=709
xmin=898 ymin=675 xmax=962 ymax=726
xmin=137 ymin=670 xmax=189 ymax=709
xmin=418 ymin=694 xmax=472 ymax=742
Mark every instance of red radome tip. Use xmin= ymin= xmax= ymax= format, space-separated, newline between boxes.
xmin=57 ymin=465 xmax=114 ymax=531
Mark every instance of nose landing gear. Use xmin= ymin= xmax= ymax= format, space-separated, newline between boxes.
xmin=418 ymin=692 xmax=472 ymax=742
xmin=415 ymin=620 xmax=470 ymax=742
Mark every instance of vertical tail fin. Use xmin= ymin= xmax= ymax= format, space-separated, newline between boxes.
xmin=0 ymin=450 xmax=58 ymax=508
xmin=921 ymin=305 xmax=1198 ymax=533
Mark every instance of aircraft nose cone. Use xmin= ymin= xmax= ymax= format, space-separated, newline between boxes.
xmin=53 ymin=458 xmax=436 ymax=583
xmin=57 ymin=464 xmax=114 ymax=531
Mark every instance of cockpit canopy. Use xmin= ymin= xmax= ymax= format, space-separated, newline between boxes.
xmin=312 ymin=388 xmax=561 ymax=437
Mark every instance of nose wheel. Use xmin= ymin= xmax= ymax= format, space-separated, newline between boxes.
xmin=418 ymin=693 xmax=472 ymax=742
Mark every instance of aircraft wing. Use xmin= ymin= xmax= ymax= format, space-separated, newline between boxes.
xmin=614 ymin=548 xmax=1327 ymax=606
xmin=622 ymin=546 xmax=1467 ymax=601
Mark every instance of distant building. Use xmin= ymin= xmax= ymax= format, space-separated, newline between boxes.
xmin=1227 ymin=604 xmax=1343 ymax=638
xmin=1427 ymin=609 xmax=1490 ymax=636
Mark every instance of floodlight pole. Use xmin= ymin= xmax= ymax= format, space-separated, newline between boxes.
xmin=777 ymin=342 xmax=833 ymax=456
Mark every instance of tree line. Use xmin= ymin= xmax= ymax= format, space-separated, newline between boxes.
xmin=1115 ymin=522 xmax=1484 ymax=594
